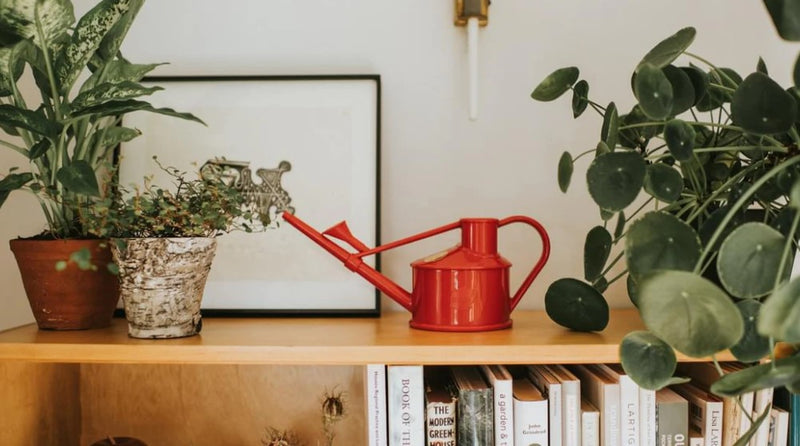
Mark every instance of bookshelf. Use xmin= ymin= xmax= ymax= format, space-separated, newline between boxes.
xmin=0 ymin=309 xmax=732 ymax=444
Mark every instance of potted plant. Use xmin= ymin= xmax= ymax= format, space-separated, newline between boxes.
xmin=531 ymin=2 xmax=800 ymax=440
xmin=0 ymin=0 xmax=202 ymax=329
xmin=79 ymin=158 xmax=264 ymax=338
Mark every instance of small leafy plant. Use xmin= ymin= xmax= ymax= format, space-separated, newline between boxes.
xmin=531 ymin=3 xmax=800 ymax=441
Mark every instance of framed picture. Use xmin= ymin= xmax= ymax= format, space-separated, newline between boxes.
xmin=119 ymin=75 xmax=381 ymax=316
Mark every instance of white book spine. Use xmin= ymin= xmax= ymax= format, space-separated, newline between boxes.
xmin=481 ymin=365 xmax=514 ymax=446
xmin=639 ymin=388 xmax=656 ymax=446
xmin=603 ymin=384 xmax=620 ymax=446
xmin=706 ymin=401 xmax=723 ymax=446
xmin=387 ymin=365 xmax=425 ymax=446
xmin=769 ymin=408 xmax=789 ymax=446
xmin=582 ymin=410 xmax=600 ymax=446
xmin=751 ymin=387 xmax=774 ymax=446
xmin=514 ymin=397 xmax=549 ymax=446
xmin=619 ymin=375 xmax=639 ymax=446
xmin=367 ymin=364 xmax=388 ymax=446
xmin=739 ymin=391 xmax=755 ymax=441
xmin=691 ymin=437 xmax=705 ymax=446
xmin=563 ymin=381 xmax=581 ymax=446
xmin=551 ymin=383 xmax=564 ymax=446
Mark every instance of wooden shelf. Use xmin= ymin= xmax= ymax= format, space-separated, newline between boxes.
xmin=0 ymin=309 xmax=732 ymax=365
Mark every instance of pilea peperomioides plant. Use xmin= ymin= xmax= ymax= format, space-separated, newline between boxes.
xmin=0 ymin=0 xmax=202 ymax=238
xmin=532 ymin=3 xmax=800 ymax=441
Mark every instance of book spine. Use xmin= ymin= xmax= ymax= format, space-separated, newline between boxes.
xmin=740 ymin=392 xmax=756 ymax=442
xmin=458 ymin=387 xmax=494 ymax=445
xmin=426 ymin=400 xmax=456 ymax=446
xmin=367 ymin=364 xmax=388 ymax=446
xmin=640 ymin=388 xmax=656 ymax=446
xmin=753 ymin=387 xmax=775 ymax=446
xmin=388 ymin=365 xmax=425 ymax=446
xmin=489 ymin=371 xmax=514 ymax=446
xmin=619 ymin=375 xmax=639 ymax=446
xmin=563 ymin=380 xmax=581 ymax=446
xmin=657 ymin=401 xmax=688 ymax=446
xmin=582 ymin=410 xmax=600 ymax=446
xmin=551 ymin=383 xmax=564 ymax=446
xmin=603 ymin=383 xmax=620 ymax=446
xmin=514 ymin=398 xmax=549 ymax=446
xmin=789 ymin=394 xmax=799 ymax=446
xmin=706 ymin=401 xmax=722 ymax=446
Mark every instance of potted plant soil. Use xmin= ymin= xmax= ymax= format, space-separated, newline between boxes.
xmin=80 ymin=159 xmax=264 ymax=338
xmin=0 ymin=0 xmax=202 ymax=329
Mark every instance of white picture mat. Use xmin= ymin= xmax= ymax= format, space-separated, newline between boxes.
xmin=119 ymin=77 xmax=379 ymax=313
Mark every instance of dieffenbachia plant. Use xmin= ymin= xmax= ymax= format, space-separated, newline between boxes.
xmin=532 ymin=3 xmax=800 ymax=442
xmin=0 ymin=0 xmax=202 ymax=238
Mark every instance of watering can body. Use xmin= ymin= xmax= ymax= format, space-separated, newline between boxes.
xmin=282 ymin=213 xmax=550 ymax=332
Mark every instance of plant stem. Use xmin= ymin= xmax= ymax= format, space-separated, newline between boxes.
xmin=601 ymin=251 xmax=625 ymax=276
xmin=572 ymin=148 xmax=596 ymax=162
xmin=34 ymin=4 xmax=62 ymax=122
xmin=685 ymin=160 xmax=766 ymax=224
xmin=606 ymin=269 xmax=627 ymax=286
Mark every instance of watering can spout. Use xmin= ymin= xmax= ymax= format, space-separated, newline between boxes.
xmin=281 ymin=212 xmax=413 ymax=311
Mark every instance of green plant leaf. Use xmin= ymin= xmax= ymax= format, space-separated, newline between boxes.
xmin=586 ymin=151 xmax=645 ymax=212
xmin=730 ymin=300 xmax=770 ymax=362
xmin=56 ymin=0 xmax=133 ymax=94
xmin=634 ymin=63 xmax=674 ymax=120
xmin=758 ymin=275 xmax=800 ymax=341
xmin=663 ymin=65 xmax=694 ymax=116
xmin=681 ymin=66 xmax=708 ymax=106
xmin=94 ymin=0 xmax=143 ymax=62
xmin=765 ymin=0 xmax=800 ymax=41
xmin=717 ymin=222 xmax=789 ymax=299
xmin=584 ymin=226 xmax=612 ymax=281
xmin=596 ymin=141 xmax=611 ymax=156
xmin=592 ymin=276 xmax=608 ymax=293
xmin=0 ymin=172 xmax=33 ymax=191
xmin=625 ymin=211 xmax=701 ymax=277
xmin=757 ymin=57 xmax=769 ymax=75
xmin=69 ymin=247 xmax=95 ymax=270
xmin=663 ymin=119 xmax=696 ymax=162
xmin=627 ymin=274 xmax=640 ymax=307
xmin=545 ymin=278 xmax=609 ymax=331
xmin=71 ymin=81 xmax=162 ymax=111
xmin=557 ymin=151 xmax=573 ymax=193
xmin=600 ymin=208 xmax=615 ymax=221
xmin=732 ymin=72 xmax=797 ymax=135
xmin=644 ymin=163 xmax=682 ymax=203
xmin=56 ymin=160 xmax=99 ymax=196
xmin=620 ymin=331 xmax=678 ymax=390
xmin=711 ymin=355 xmax=800 ymax=396
xmin=601 ymin=102 xmax=619 ymax=149
xmin=531 ymin=67 xmax=579 ymax=101
xmin=638 ymin=270 xmax=744 ymax=358
xmin=27 ymin=138 xmax=50 ymax=160
xmin=618 ymin=105 xmax=662 ymax=149
xmin=732 ymin=409 xmax=772 ymax=446
xmin=637 ymin=27 xmax=696 ymax=70
xmin=0 ymin=104 xmax=60 ymax=136
xmin=795 ymin=54 xmax=800 ymax=87
xmin=72 ymin=99 xmax=205 ymax=125
xmin=0 ymin=46 xmax=24 ymax=97
xmin=614 ymin=211 xmax=625 ymax=239
xmin=571 ymin=80 xmax=589 ymax=118
xmin=82 ymin=60 xmax=164 ymax=92
xmin=0 ymin=0 xmax=74 ymax=48
xmin=95 ymin=126 xmax=141 ymax=149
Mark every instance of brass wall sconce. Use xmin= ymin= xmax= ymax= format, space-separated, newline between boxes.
xmin=455 ymin=0 xmax=490 ymax=121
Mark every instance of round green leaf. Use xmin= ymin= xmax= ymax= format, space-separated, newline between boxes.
xmin=792 ymin=179 xmax=800 ymax=208
xmin=558 ymin=151 xmax=573 ymax=193
xmin=711 ymin=355 xmax=800 ymax=397
xmin=532 ymin=67 xmax=579 ymax=102
xmin=644 ymin=164 xmax=682 ymax=203
xmin=730 ymin=300 xmax=770 ymax=362
xmin=717 ymin=222 xmax=789 ymax=299
xmin=758 ymin=275 xmax=800 ymax=342
xmin=55 ymin=160 xmax=100 ymax=196
xmin=584 ymin=226 xmax=612 ymax=281
xmin=638 ymin=270 xmax=744 ymax=358
xmin=572 ymin=80 xmax=589 ymax=118
xmin=625 ymin=211 xmax=701 ymax=277
xmin=586 ymin=151 xmax=645 ymax=212
xmin=596 ymin=141 xmax=611 ymax=156
xmin=765 ymin=0 xmax=800 ymax=41
xmin=757 ymin=57 xmax=769 ymax=75
xmin=637 ymin=27 xmax=697 ymax=70
xmin=794 ymin=53 xmax=800 ymax=87
xmin=545 ymin=278 xmax=609 ymax=331
xmin=635 ymin=64 xmax=674 ymax=120
xmin=627 ymin=274 xmax=640 ymax=307
xmin=618 ymin=105 xmax=663 ymax=149
xmin=663 ymin=119 xmax=696 ymax=162
xmin=601 ymin=102 xmax=619 ymax=149
xmin=681 ymin=66 xmax=708 ymax=106
xmin=614 ymin=211 xmax=626 ymax=239
xmin=732 ymin=72 xmax=797 ymax=135
xmin=620 ymin=331 xmax=678 ymax=390
xmin=600 ymin=207 xmax=615 ymax=221
xmin=663 ymin=65 xmax=695 ymax=116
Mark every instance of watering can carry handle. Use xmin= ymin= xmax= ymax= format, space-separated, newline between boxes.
xmin=499 ymin=215 xmax=551 ymax=311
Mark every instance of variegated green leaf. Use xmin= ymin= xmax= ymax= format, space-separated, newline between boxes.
xmin=0 ymin=46 xmax=24 ymax=96
xmin=95 ymin=0 xmax=143 ymax=63
xmin=72 ymin=99 xmax=205 ymax=125
xmin=56 ymin=0 xmax=132 ymax=94
xmin=0 ymin=0 xmax=74 ymax=48
xmin=0 ymin=104 xmax=60 ymax=136
xmin=71 ymin=81 xmax=162 ymax=111
xmin=56 ymin=160 xmax=99 ymax=196
xmin=81 ymin=60 xmax=163 ymax=92
xmin=93 ymin=125 xmax=140 ymax=149
xmin=27 ymin=138 xmax=50 ymax=159
xmin=0 ymin=171 xmax=33 ymax=191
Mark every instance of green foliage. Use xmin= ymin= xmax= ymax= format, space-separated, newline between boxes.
xmin=0 ymin=0 xmax=202 ymax=238
xmin=531 ymin=13 xmax=800 ymax=395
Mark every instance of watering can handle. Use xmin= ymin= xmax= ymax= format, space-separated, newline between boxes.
xmin=499 ymin=216 xmax=551 ymax=311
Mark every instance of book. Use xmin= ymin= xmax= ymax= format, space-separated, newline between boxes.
xmin=528 ymin=365 xmax=563 ymax=446
xmin=387 ymin=365 xmax=425 ymax=446
xmin=639 ymin=379 xmax=656 ymax=446
xmin=424 ymin=366 xmax=457 ymax=446
xmin=452 ymin=366 xmax=494 ymax=445
xmin=569 ymin=364 xmax=620 ymax=446
xmin=752 ymin=387 xmax=775 ymax=446
xmin=672 ymin=382 xmax=723 ymax=446
xmin=547 ymin=364 xmax=582 ymax=446
xmin=690 ymin=427 xmax=704 ymax=446
xmin=768 ymin=407 xmax=789 ymax=446
xmin=366 ymin=364 xmax=388 ymax=446
xmin=773 ymin=387 xmax=799 ymax=446
xmin=656 ymin=387 xmax=688 ymax=446
xmin=595 ymin=363 xmax=639 ymax=446
xmin=581 ymin=398 xmax=600 ymax=446
xmin=481 ymin=364 xmax=515 ymax=446
xmin=513 ymin=377 xmax=549 ymax=446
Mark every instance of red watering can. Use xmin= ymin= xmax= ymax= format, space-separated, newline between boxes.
xmin=283 ymin=212 xmax=550 ymax=332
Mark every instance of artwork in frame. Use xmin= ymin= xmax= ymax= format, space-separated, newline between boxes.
xmin=119 ymin=75 xmax=381 ymax=316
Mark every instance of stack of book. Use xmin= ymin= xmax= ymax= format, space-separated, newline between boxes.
xmin=367 ymin=362 xmax=799 ymax=446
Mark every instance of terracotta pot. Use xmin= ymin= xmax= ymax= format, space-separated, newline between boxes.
xmin=112 ymin=237 xmax=216 ymax=339
xmin=90 ymin=437 xmax=147 ymax=446
xmin=9 ymin=239 xmax=120 ymax=330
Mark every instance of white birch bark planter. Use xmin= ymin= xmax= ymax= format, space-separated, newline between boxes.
xmin=111 ymin=237 xmax=217 ymax=339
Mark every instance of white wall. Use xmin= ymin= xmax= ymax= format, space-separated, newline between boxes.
xmin=1 ymin=0 xmax=797 ymax=330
